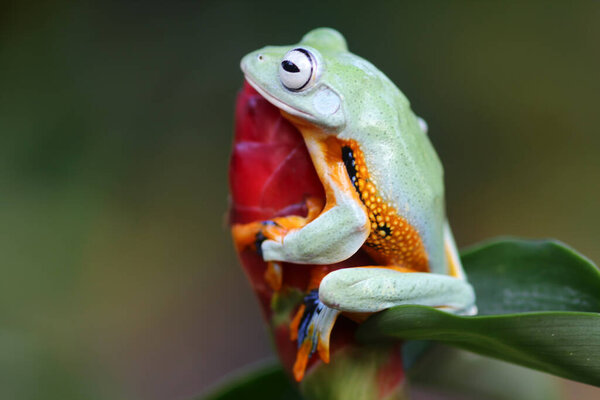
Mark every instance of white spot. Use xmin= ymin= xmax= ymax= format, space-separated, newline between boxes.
xmin=312 ymin=87 xmax=341 ymax=115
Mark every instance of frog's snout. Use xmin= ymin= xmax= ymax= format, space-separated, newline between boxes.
xmin=240 ymin=51 xmax=269 ymax=84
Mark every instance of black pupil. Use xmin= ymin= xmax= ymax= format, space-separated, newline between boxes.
xmin=281 ymin=60 xmax=300 ymax=73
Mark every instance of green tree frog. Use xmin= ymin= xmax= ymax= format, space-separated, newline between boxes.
xmin=234 ymin=28 xmax=476 ymax=381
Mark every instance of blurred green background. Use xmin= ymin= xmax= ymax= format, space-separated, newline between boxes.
xmin=1 ymin=1 xmax=599 ymax=399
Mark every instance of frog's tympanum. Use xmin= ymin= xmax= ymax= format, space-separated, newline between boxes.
xmin=230 ymin=28 xmax=476 ymax=387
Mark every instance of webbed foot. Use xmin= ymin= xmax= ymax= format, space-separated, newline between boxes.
xmin=289 ymin=289 xmax=340 ymax=381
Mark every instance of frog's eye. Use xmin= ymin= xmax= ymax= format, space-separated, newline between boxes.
xmin=279 ymin=48 xmax=316 ymax=91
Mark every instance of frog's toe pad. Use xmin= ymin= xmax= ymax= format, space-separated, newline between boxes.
xmin=292 ymin=290 xmax=340 ymax=381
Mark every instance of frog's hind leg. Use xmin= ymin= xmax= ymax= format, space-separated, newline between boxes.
xmin=319 ymin=267 xmax=476 ymax=315
xmin=289 ymin=264 xmax=476 ymax=381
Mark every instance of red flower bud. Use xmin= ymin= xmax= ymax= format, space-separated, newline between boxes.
xmin=229 ymin=82 xmax=404 ymax=396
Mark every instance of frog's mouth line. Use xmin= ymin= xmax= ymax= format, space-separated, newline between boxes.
xmin=243 ymin=76 xmax=315 ymax=121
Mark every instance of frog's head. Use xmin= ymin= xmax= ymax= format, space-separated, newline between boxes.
xmin=241 ymin=28 xmax=367 ymax=131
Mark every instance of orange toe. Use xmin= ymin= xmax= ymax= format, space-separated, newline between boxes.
xmin=293 ymin=339 xmax=312 ymax=382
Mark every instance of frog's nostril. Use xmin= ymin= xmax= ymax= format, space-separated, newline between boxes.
xmin=257 ymin=54 xmax=264 ymax=61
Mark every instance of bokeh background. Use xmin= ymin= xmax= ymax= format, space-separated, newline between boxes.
xmin=1 ymin=1 xmax=599 ymax=399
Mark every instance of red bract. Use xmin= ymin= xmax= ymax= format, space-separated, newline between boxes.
xmin=230 ymin=82 xmax=324 ymax=225
xmin=229 ymin=82 xmax=404 ymax=393
xmin=229 ymin=82 xmax=335 ymax=372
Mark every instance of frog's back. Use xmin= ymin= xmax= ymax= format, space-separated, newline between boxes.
xmin=336 ymin=54 xmax=447 ymax=274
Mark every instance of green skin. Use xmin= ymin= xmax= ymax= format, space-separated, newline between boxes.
xmin=240 ymin=28 xmax=475 ymax=324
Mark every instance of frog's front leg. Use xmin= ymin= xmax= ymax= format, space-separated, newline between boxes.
xmin=231 ymin=197 xmax=325 ymax=291
xmin=319 ymin=267 xmax=476 ymax=315
xmin=231 ymin=196 xmax=324 ymax=254
xmin=262 ymin=133 xmax=370 ymax=265
xmin=261 ymin=200 xmax=369 ymax=264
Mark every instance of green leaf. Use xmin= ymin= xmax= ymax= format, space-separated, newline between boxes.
xmin=357 ymin=238 xmax=600 ymax=387
xmin=462 ymin=238 xmax=600 ymax=315
xmin=201 ymin=362 xmax=301 ymax=400
xmin=409 ymin=345 xmax=563 ymax=400
xmin=358 ymin=306 xmax=600 ymax=386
